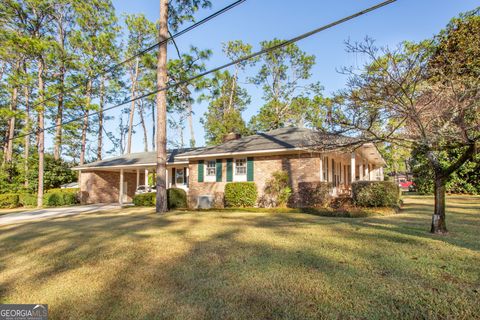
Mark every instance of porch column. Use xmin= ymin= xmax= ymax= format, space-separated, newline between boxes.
xmin=136 ymin=169 xmax=140 ymax=188
xmin=144 ymin=169 xmax=148 ymax=186
xmin=319 ymin=156 xmax=324 ymax=182
xmin=119 ymin=168 xmax=124 ymax=205
xmin=166 ymin=168 xmax=169 ymax=189
xmin=380 ymin=166 xmax=384 ymax=181
xmin=350 ymin=153 xmax=356 ymax=183
xmin=365 ymin=161 xmax=370 ymax=181
xmin=359 ymin=162 xmax=363 ymax=180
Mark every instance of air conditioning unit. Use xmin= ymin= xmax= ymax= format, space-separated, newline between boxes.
xmin=197 ymin=195 xmax=214 ymax=209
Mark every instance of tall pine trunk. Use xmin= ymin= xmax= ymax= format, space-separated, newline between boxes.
xmin=151 ymin=102 xmax=156 ymax=150
xmin=431 ymin=174 xmax=448 ymax=234
xmin=126 ymin=58 xmax=139 ymax=154
xmin=155 ymin=0 xmax=168 ymax=213
xmin=97 ymin=76 xmax=105 ymax=160
xmin=53 ymin=63 xmax=65 ymax=160
xmin=4 ymin=86 xmax=18 ymax=164
xmin=24 ymin=79 xmax=31 ymax=188
xmin=37 ymin=59 xmax=45 ymax=207
xmin=138 ymin=100 xmax=148 ymax=152
xmin=80 ymin=79 xmax=92 ymax=165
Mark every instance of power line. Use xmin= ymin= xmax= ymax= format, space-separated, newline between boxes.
xmin=23 ymin=0 xmax=246 ymax=112
xmin=11 ymin=0 xmax=396 ymax=142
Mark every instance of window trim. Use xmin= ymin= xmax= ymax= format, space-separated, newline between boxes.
xmin=205 ymin=160 xmax=216 ymax=176
xmin=235 ymin=158 xmax=247 ymax=176
xmin=175 ymin=168 xmax=185 ymax=185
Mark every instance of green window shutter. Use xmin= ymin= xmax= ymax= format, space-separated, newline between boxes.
xmin=226 ymin=158 xmax=233 ymax=182
xmin=172 ymin=167 xmax=176 ymax=185
xmin=247 ymin=157 xmax=254 ymax=181
xmin=216 ymin=159 xmax=222 ymax=182
xmin=198 ymin=161 xmax=204 ymax=182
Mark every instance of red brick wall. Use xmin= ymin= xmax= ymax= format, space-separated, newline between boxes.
xmin=79 ymin=170 xmax=145 ymax=204
xmin=188 ymin=153 xmax=321 ymax=208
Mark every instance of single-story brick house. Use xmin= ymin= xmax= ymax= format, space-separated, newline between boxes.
xmin=73 ymin=127 xmax=385 ymax=208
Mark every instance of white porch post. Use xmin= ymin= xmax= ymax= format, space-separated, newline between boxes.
xmin=136 ymin=169 xmax=140 ymax=188
xmin=186 ymin=166 xmax=189 ymax=187
xmin=166 ymin=167 xmax=169 ymax=189
xmin=319 ymin=156 xmax=324 ymax=182
xmin=350 ymin=153 xmax=356 ymax=183
xmin=119 ymin=168 xmax=124 ymax=205
xmin=365 ymin=161 xmax=370 ymax=181
xmin=380 ymin=166 xmax=384 ymax=181
xmin=144 ymin=169 xmax=148 ymax=186
xmin=359 ymin=162 xmax=363 ymax=180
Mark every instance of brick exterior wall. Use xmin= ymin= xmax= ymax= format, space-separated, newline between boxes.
xmin=79 ymin=170 xmax=145 ymax=204
xmin=188 ymin=153 xmax=321 ymax=208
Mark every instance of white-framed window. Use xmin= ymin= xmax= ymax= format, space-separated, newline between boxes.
xmin=176 ymin=168 xmax=185 ymax=185
xmin=235 ymin=158 xmax=247 ymax=175
xmin=206 ymin=160 xmax=216 ymax=176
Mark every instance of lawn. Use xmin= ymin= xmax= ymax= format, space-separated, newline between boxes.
xmin=0 ymin=195 xmax=479 ymax=319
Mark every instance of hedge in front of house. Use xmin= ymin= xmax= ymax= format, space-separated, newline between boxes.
xmin=133 ymin=192 xmax=156 ymax=206
xmin=0 ymin=194 xmax=20 ymax=208
xmin=167 ymin=188 xmax=187 ymax=209
xmin=44 ymin=190 xmax=79 ymax=207
xmin=19 ymin=193 xmax=37 ymax=207
xmin=352 ymin=181 xmax=400 ymax=207
xmin=296 ymin=182 xmax=332 ymax=207
xmin=224 ymin=182 xmax=258 ymax=207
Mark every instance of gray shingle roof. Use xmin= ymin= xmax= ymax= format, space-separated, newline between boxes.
xmin=176 ymin=127 xmax=360 ymax=158
xmin=74 ymin=127 xmax=367 ymax=169
xmin=74 ymin=148 xmax=200 ymax=169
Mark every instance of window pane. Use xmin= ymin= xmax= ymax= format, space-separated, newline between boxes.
xmin=176 ymin=169 xmax=184 ymax=184
xmin=206 ymin=160 xmax=216 ymax=176
xmin=235 ymin=159 xmax=246 ymax=175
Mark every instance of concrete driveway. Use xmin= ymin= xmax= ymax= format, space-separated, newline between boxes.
xmin=0 ymin=203 xmax=123 ymax=225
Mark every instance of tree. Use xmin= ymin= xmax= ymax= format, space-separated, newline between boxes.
xmin=71 ymin=0 xmax=118 ymax=165
xmin=168 ymin=46 xmax=211 ymax=147
xmin=124 ymin=13 xmax=156 ymax=154
xmin=330 ymin=10 xmax=479 ymax=234
xmin=201 ymin=70 xmax=250 ymax=145
xmin=155 ymin=0 xmax=211 ymax=213
xmin=249 ymin=39 xmax=318 ymax=131
xmin=200 ymin=40 xmax=253 ymax=145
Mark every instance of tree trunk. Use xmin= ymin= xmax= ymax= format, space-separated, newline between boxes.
xmin=24 ymin=79 xmax=30 ymax=188
xmin=155 ymin=0 xmax=168 ymax=213
xmin=151 ymin=102 xmax=156 ymax=150
xmin=97 ymin=76 xmax=105 ymax=160
xmin=431 ymin=175 xmax=448 ymax=234
xmin=138 ymin=100 xmax=148 ymax=152
xmin=53 ymin=64 xmax=65 ymax=160
xmin=37 ymin=59 xmax=45 ymax=207
xmin=80 ymin=79 xmax=92 ymax=166
xmin=126 ymin=58 xmax=139 ymax=154
xmin=4 ymin=86 xmax=18 ymax=164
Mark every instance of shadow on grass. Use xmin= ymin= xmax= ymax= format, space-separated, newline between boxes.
xmin=0 ymin=196 xmax=479 ymax=319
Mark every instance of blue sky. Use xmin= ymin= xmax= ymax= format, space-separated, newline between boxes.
xmin=76 ymin=0 xmax=478 ymax=157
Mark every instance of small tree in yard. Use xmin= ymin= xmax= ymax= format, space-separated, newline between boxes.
xmin=330 ymin=10 xmax=479 ymax=234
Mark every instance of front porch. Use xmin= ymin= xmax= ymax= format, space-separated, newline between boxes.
xmin=320 ymin=145 xmax=385 ymax=197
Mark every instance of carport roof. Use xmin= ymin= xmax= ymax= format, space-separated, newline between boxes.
xmin=72 ymin=148 xmax=200 ymax=170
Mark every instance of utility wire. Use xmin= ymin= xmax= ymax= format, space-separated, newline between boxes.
xmin=11 ymin=0 xmax=396 ymax=142
xmin=23 ymin=0 xmax=246 ymax=112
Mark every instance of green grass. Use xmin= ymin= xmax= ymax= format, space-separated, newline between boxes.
xmin=0 ymin=195 xmax=479 ymax=319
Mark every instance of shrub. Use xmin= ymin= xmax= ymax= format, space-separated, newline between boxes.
xmin=352 ymin=181 xmax=400 ymax=207
xmin=133 ymin=192 xmax=156 ymax=206
xmin=296 ymin=182 xmax=332 ymax=207
xmin=224 ymin=182 xmax=258 ymax=207
xmin=44 ymin=190 xmax=79 ymax=207
xmin=0 ymin=194 xmax=20 ymax=208
xmin=260 ymin=171 xmax=292 ymax=208
xmin=167 ymin=188 xmax=187 ymax=209
xmin=19 ymin=193 xmax=37 ymax=207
